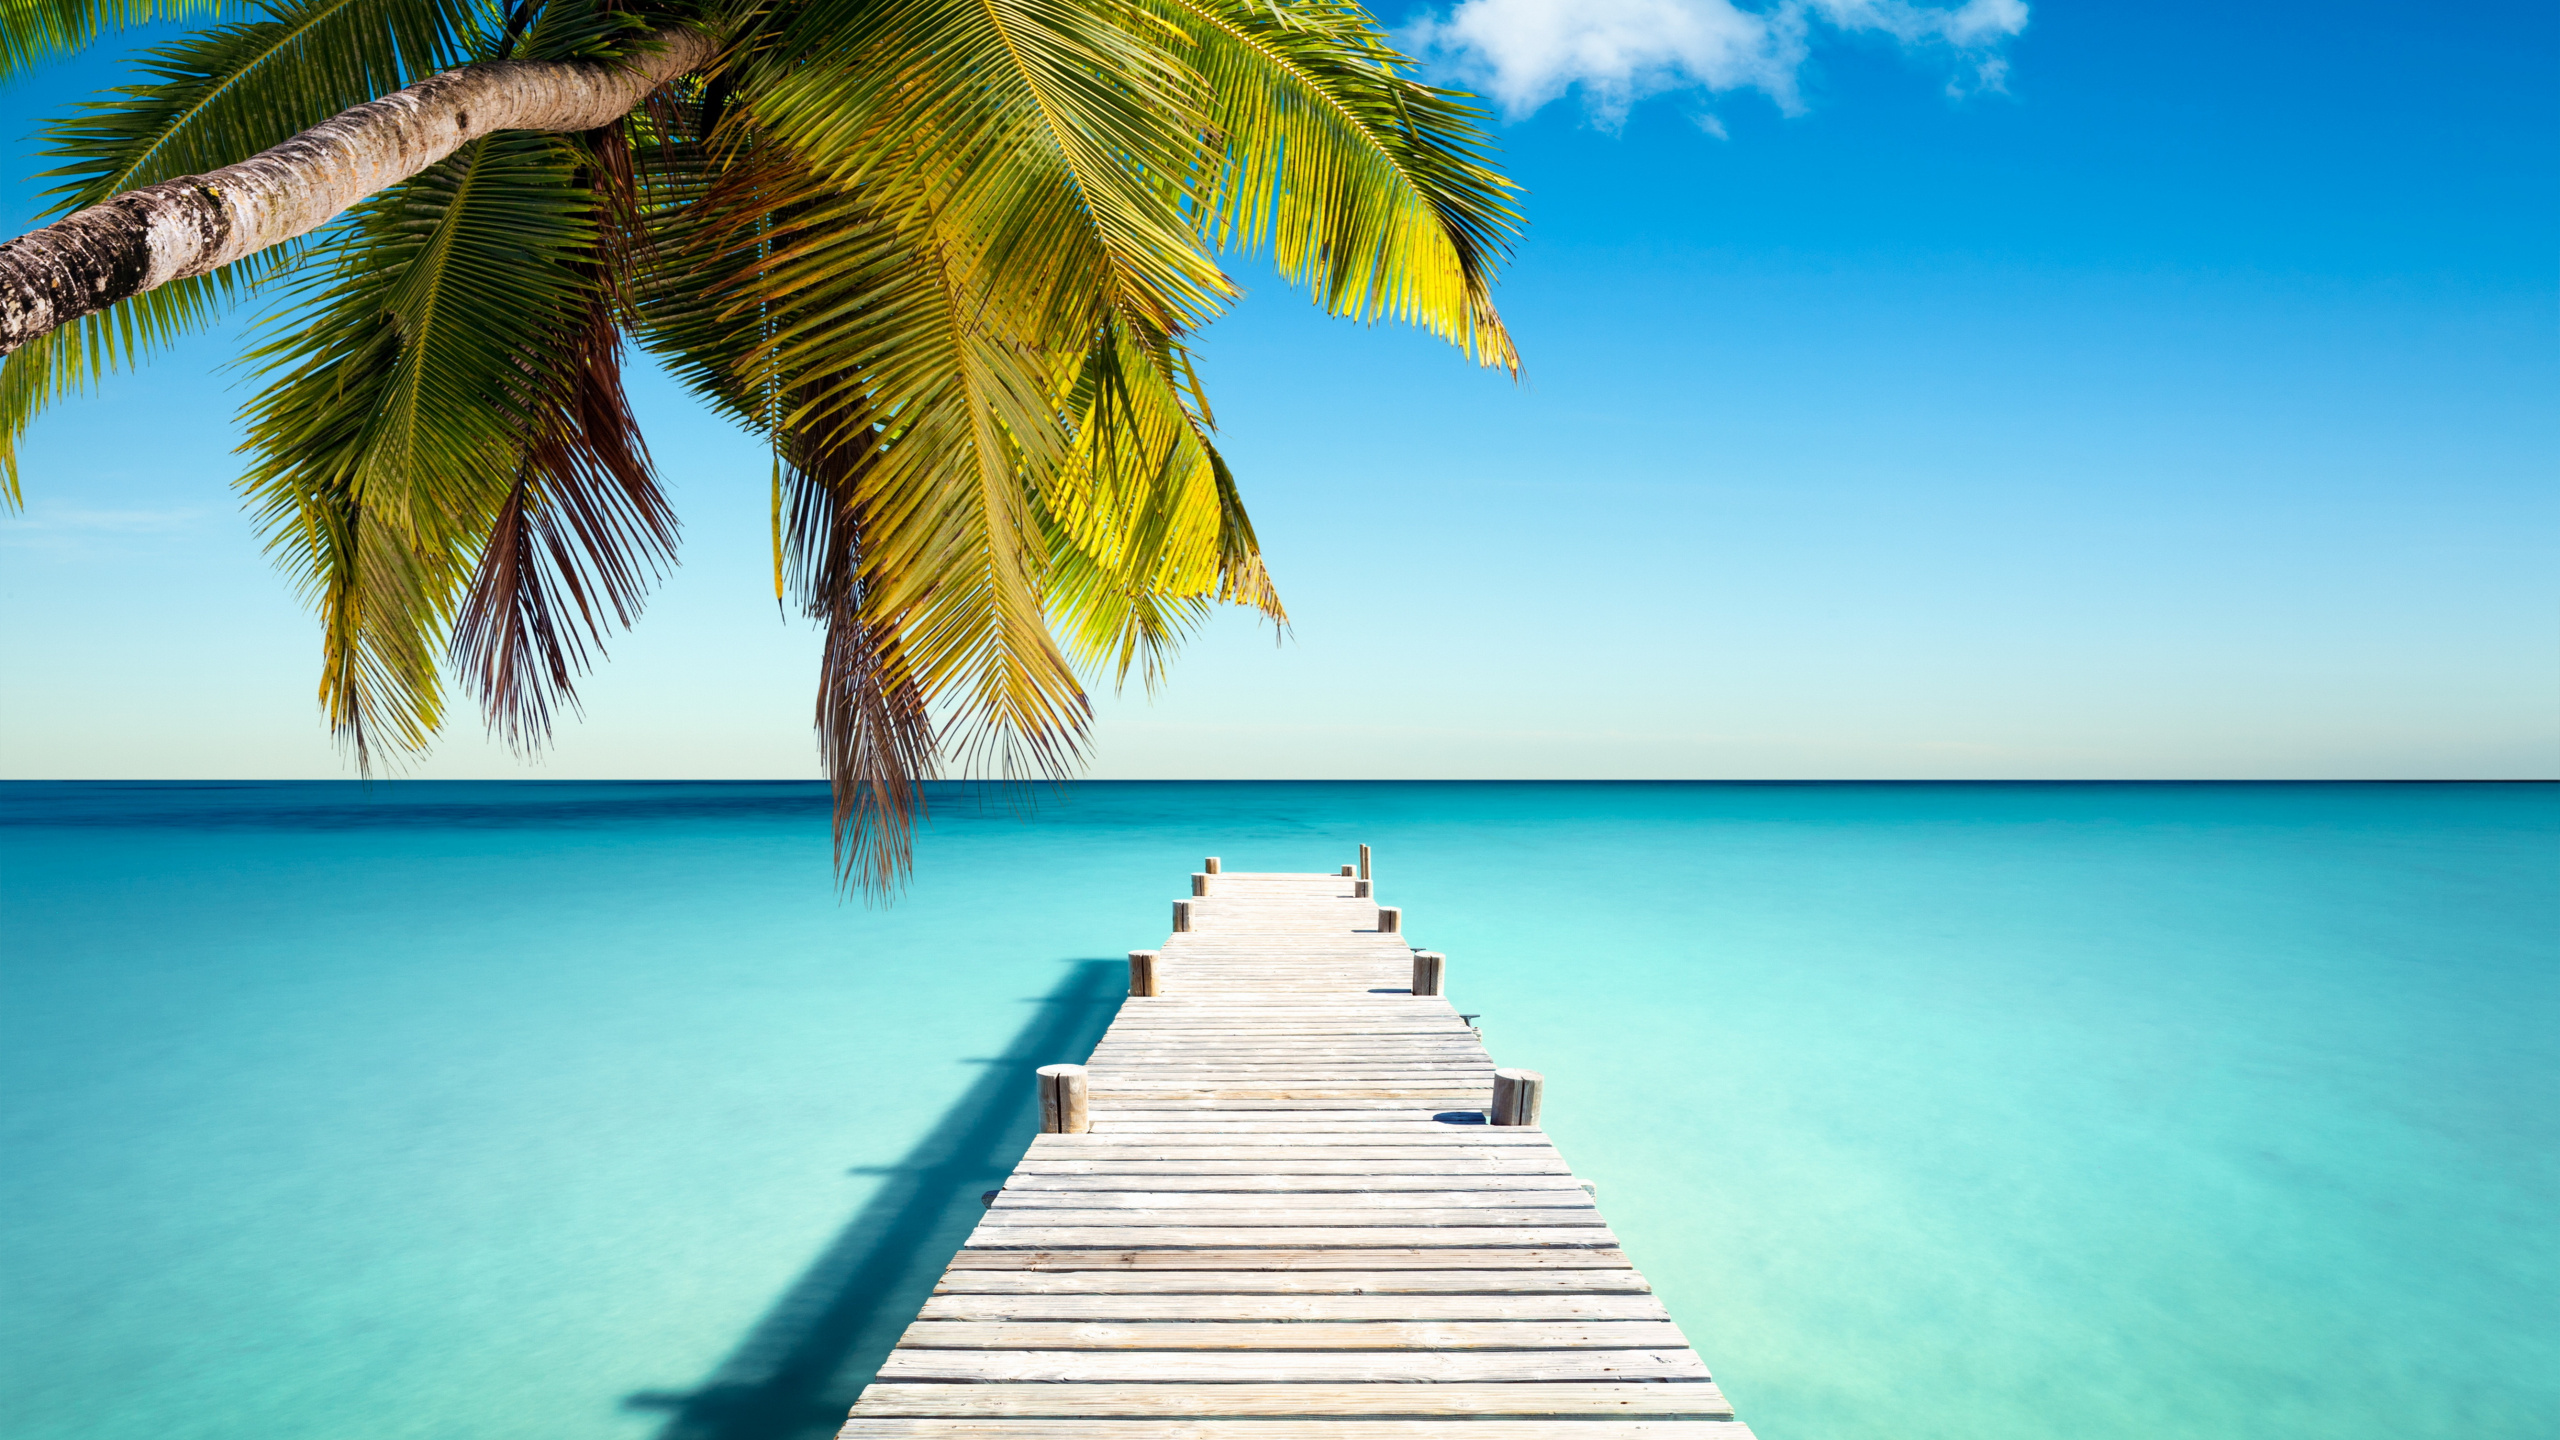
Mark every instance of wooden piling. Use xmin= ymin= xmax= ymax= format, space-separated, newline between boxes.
xmin=1492 ymin=1067 xmax=1545 ymax=1127
xmin=1377 ymin=905 xmax=1401 ymax=934
xmin=1191 ymin=872 xmax=1210 ymax=896
xmin=1126 ymin=949 xmax=1159 ymax=997
xmin=1353 ymin=877 xmax=1372 ymax=898
xmin=1203 ymin=856 xmax=1221 ymax=874
xmin=1358 ymin=843 xmax=1372 ymax=880
xmin=1411 ymin=949 xmax=1446 ymax=997
xmin=1338 ymin=864 xmax=1354 ymax=876
xmin=1172 ymin=899 xmax=1193 ymax=932
xmin=1035 ymin=1064 xmax=1089 ymax=1134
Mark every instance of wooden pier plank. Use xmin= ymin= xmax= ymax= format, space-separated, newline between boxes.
xmin=850 ymin=1383 xmax=1729 ymax=1418
xmin=930 ymin=1270 xmax=1654 ymax=1295
xmin=892 ymin=1319 xmax=1694 ymax=1349
xmin=844 ymin=1414 xmax=1761 ymax=1424
xmin=914 ymin=1294 xmax=1674 ymax=1322
xmin=997 ymin=1179 xmax=1599 ymax=1196
xmin=870 ymin=1349 xmax=1714 ymax=1383
xmin=838 ymin=866 xmax=1755 ymax=1440
xmin=959 ymin=1226 xmax=1624 ymax=1248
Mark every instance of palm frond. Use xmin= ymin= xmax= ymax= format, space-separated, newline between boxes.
xmin=753 ymin=0 xmax=1234 ymax=345
xmin=451 ymin=125 xmax=676 ymax=751
xmin=238 ymin=125 xmax=649 ymax=765
xmin=782 ymin=431 xmax=940 ymax=896
xmin=0 ymin=0 xmax=226 ymax=80
xmin=1162 ymin=0 xmax=1520 ymax=369
xmin=1043 ymin=314 xmax=1279 ymax=690
xmin=647 ymin=125 xmax=1092 ymax=778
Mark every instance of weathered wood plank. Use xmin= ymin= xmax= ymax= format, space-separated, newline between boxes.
xmin=961 ymin=1227 xmax=1620 ymax=1248
xmin=871 ymin=1349 xmax=1714 ymax=1383
xmin=1042 ymin=1129 xmax=1541 ymax=1142
xmin=847 ymin=1383 xmax=1728 ymax=1419
xmin=842 ymin=1420 xmax=1754 ymax=1438
xmin=891 ymin=1320 xmax=1690 ymax=1349
xmin=1002 ymin=1175 xmax=1592 ymax=1192
xmin=989 ymin=1193 xmax=1596 ymax=1211
xmin=974 ymin=1207 xmax=1604 ymax=1227
xmin=1087 ymin=1062 xmax=1487 ymax=1070
xmin=1020 ymin=1148 xmax=1556 ymax=1162
xmin=1079 ymin=1122 xmax=1505 ymax=1133
xmin=914 ymin=1293 xmax=1673 ymax=1322
xmin=942 ymin=1248 xmax=1639 ymax=1271
xmin=1091 ymin=1089 xmax=1490 ymax=1096
xmin=1081 ymin=1099 xmax=1492 ymax=1112
xmin=1088 ymin=1049 xmax=1490 ymax=1058
xmin=1003 ymin=1153 xmax=1566 ymax=1168
xmin=930 ymin=1270 xmax=1654 ymax=1295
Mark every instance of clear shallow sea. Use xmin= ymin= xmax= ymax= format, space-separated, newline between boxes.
xmin=1 ymin=780 xmax=2553 ymax=1440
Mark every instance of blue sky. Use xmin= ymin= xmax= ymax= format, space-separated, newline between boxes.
xmin=1 ymin=0 xmax=2552 ymax=779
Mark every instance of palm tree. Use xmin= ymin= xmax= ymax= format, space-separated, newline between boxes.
xmin=0 ymin=0 xmax=1517 ymax=890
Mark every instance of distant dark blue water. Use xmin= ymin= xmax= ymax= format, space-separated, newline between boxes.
xmin=3 ymin=781 xmax=2553 ymax=1439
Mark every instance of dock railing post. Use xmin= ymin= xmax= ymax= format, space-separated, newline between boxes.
xmin=1127 ymin=950 xmax=1159 ymax=997
xmin=1172 ymin=899 xmax=1193 ymax=932
xmin=1411 ymin=950 xmax=1445 ymax=997
xmin=1191 ymin=872 xmax=1209 ymax=896
xmin=1353 ymin=877 xmax=1372 ymax=898
xmin=1203 ymin=857 xmax=1221 ymax=874
xmin=1338 ymin=864 xmax=1354 ymax=877
xmin=1492 ymin=1068 xmax=1544 ymax=1127
xmin=1037 ymin=1064 xmax=1090 ymax=1133
xmin=1358 ymin=843 xmax=1371 ymax=880
xmin=1377 ymin=905 xmax=1401 ymax=934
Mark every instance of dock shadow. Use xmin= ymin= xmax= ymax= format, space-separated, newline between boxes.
xmin=625 ymin=958 xmax=1124 ymax=1440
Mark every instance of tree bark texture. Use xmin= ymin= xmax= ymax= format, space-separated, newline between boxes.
xmin=0 ymin=30 xmax=719 ymax=356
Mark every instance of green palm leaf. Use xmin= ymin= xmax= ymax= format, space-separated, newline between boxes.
xmin=1162 ymin=0 xmax=1519 ymax=368
xmin=0 ymin=0 xmax=225 ymax=79
xmin=238 ymin=123 xmax=664 ymax=763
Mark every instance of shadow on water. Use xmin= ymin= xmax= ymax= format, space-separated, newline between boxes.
xmin=626 ymin=958 xmax=1125 ymax=1440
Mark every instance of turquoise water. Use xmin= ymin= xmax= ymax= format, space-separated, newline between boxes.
xmin=2 ymin=781 xmax=2553 ymax=1439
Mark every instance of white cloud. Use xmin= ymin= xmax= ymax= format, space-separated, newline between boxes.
xmin=1411 ymin=0 xmax=2028 ymax=125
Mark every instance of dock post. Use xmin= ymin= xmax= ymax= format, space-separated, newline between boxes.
xmin=1411 ymin=950 xmax=1445 ymax=997
xmin=1172 ymin=899 xmax=1193 ymax=932
xmin=1191 ymin=872 xmax=1209 ymax=896
xmin=1358 ymin=844 xmax=1371 ymax=880
xmin=1353 ymin=878 xmax=1372 ymax=898
xmin=1377 ymin=905 xmax=1401 ymax=934
xmin=1492 ymin=1068 xmax=1544 ymax=1127
xmin=1037 ymin=1064 xmax=1090 ymax=1134
xmin=1338 ymin=864 xmax=1354 ymax=876
xmin=1127 ymin=950 xmax=1159 ymax=997
xmin=1203 ymin=857 xmax=1221 ymax=874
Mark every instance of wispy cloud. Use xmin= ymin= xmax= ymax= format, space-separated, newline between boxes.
xmin=7 ymin=506 xmax=206 ymax=533
xmin=1411 ymin=0 xmax=2029 ymax=126
xmin=2 ymin=505 xmax=208 ymax=554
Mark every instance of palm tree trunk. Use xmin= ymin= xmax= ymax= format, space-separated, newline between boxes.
xmin=0 ymin=30 xmax=717 ymax=356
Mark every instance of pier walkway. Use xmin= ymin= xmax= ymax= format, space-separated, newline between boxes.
xmin=839 ymin=863 xmax=1756 ymax=1440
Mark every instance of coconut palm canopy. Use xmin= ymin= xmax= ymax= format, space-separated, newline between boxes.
xmin=0 ymin=0 xmax=1519 ymax=889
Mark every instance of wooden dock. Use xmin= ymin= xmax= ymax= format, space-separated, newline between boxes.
xmin=839 ymin=863 xmax=1756 ymax=1440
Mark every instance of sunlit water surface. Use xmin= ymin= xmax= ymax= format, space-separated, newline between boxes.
xmin=3 ymin=781 xmax=2552 ymax=1440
